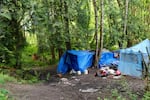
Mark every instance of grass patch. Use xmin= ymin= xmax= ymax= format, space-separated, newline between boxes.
xmin=142 ymin=91 xmax=150 ymax=100
xmin=0 ymin=88 xmax=9 ymax=100
xmin=0 ymin=73 xmax=16 ymax=100
xmin=0 ymin=73 xmax=17 ymax=84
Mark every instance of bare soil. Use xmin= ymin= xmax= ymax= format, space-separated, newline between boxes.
xmin=1 ymin=67 xmax=146 ymax=100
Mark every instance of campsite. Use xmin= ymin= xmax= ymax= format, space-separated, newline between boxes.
xmin=1 ymin=39 xmax=150 ymax=99
xmin=0 ymin=0 xmax=150 ymax=100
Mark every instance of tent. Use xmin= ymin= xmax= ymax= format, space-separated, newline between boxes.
xmin=57 ymin=50 xmax=94 ymax=74
xmin=121 ymin=39 xmax=150 ymax=54
xmin=118 ymin=39 xmax=150 ymax=78
xmin=98 ymin=52 xmax=119 ymax=68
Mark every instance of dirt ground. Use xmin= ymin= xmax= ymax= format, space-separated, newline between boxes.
xmin=2 ymin=67 xmax=146 ymax=100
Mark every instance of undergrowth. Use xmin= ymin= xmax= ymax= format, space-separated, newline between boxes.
xmin=0 ymin=88 xmax=9 ymax=100
xmin=0 ymin=73 xmax=17 ymax=84
xmin=0 ymin=73 xmax=16 ymax=100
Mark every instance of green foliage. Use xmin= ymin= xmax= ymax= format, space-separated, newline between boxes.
xmin=13 ymin=69 xmax=40 ymax=84
xmin=109 ymin=89 xmax=126 ymax=100
xmin=22 ymin=75 xmax=39 ymax=84
xmin=111 ymin=89 xmax=119 ymax=97
xmin=0 ymin=88 xmax=9 ymax=100
xmin=0 ymin=12 xmax=11 ymax=20
xmin=0 ymin=73 xmax=16 ymax=84
xmin=21 ymin=44 xmax=37 ymax=67
xmin=46 ymin=72 xmax=50 ymax=81
xmin=21 ymin=44 xmax=54 ymax=67
xmin=0 ymin=0 xmax=149 ymax=70
xmin=0 ymin=0 xmax=29 ymax=67
xmin=142 ymin=91 xmax=150 ymax=100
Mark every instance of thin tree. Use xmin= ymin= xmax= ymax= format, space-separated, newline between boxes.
xmin=99 ymin=0 xmax=104 ymax=63
xmin=93 ymin=0 xmax=99 ymax=68
xmin=64 ymin=1 xmax=71 ymax=50
xmin=123 ymin=0 xmax=129 ymax=47
xmin=116 ymin=0 xmax=124 ymax=48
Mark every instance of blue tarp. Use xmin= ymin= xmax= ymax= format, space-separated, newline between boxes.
xmin=57 ymin=50 xmax=94 ymax=74
xmin=118 ymin=52 xmax=143 ymax=78
xmin=118 ymin=39 xmax=150 ymax=78
xmin=57 ymin=39 xmax=150 ymax=77
xmin=121 ymin=39 xmax=150 ymax=54
xmin=98 ymin=52 xmax=119 ymax=68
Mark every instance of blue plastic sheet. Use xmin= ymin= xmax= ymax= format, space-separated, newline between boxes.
xmin=118 ymin=39 xmax=150 ymax=78
xmin=57 ymin=52 xmax=69 ymax=74
xmin=57 ymin=50 xmax=94 ymax=74
xmin=98 ymin=52 xmax=119 ymax=68
xmin=121 ymin=39 xmax=150 ymax=54
xmin=118 ymin=52 xmax=143 ymax=78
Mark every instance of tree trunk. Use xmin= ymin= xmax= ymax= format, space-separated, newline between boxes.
xmin=51 ymin=46 xmax=56 ymax=60
xmin=37 ymin=34 xmax=44 ymax=54
xmin=58 ymin=48 xmax=63 ymax=60
xmin=11 ymin=18 xmax=25 ymax=68
xmin=64 ymin=1 xmax=71 ymax=50
xmin=124 ymin=0 xmax=129 ymax=47
xmin=92 ymin=0 xmax=99 ymax=68
xmin=116 ymin=0 xmax=122 ymax=8
xmin=99 ymin=0 xmax=104 ymax=61
xmin=116 ymin=0 xmax=124 ymax=49
xmin=127 ymin=38 xmax=133 ymax=47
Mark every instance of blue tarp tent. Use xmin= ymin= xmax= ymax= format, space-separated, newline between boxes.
xmin=121 ymin=39 xmax=150 ymax=54
xmin=98 ymin=52 xmax=119 ymax=68
xmin=57 ymin=50 xmax=94 ymax=74
xmin=118 ymin=39 xmax=150 ymax=78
